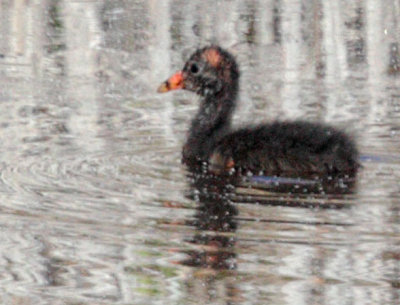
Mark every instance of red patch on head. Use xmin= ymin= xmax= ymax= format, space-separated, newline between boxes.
xmin=226 ymin=157 xmax=235 ymax=169
xmin=202 ymin=48 xmax=222 ymax=68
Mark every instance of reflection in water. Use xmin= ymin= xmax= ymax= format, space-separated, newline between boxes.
xmin=183 ymin=173 xmax=238 ymax=267
xmin=179 ymin=167 xmax=358 ymax=304
xmin=180 ymin=172 xmax=239 ymax=303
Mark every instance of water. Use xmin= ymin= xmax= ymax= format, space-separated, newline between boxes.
xmin=0 ymin=0 xmax=399 ymax=304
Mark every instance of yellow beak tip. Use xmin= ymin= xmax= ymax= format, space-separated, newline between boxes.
xmin=157 ymin=83 xmax=169 ymax=93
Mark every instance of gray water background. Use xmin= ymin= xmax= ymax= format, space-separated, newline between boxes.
xmin=0 ymin=0 xmax=399 ymax=304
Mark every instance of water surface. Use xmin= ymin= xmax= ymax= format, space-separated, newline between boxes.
xmin=0 ymin=1 xmax=399 ymax=304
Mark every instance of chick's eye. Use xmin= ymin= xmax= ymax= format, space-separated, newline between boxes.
xmin=190 ymin=63 xmax=199 ymax=74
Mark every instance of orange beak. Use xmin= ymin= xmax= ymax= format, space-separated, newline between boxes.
xmin=157 ymin=71 xmax=184 ymax=93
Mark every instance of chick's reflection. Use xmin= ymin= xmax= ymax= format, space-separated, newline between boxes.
xmin=181 ymin=173 xmax=238 ymax=270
